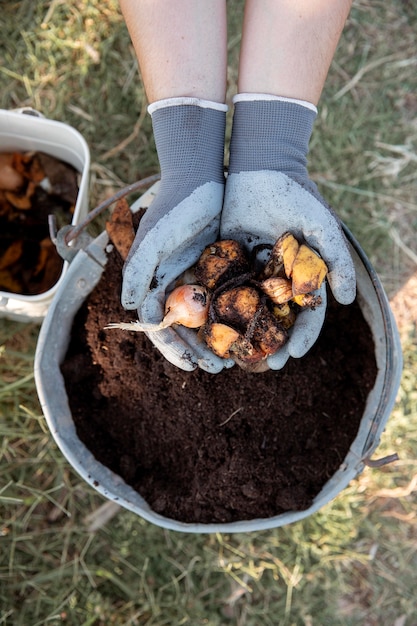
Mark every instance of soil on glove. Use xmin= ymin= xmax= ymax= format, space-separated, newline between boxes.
xmin=61 ymin=246 xmax=377 ymax=524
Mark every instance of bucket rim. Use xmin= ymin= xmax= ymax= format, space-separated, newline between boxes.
xmin=34 ymin=216 xmax=403 ymax=533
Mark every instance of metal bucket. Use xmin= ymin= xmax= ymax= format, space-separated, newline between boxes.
xmin=34 ymin=185 xmax=403 ymax=533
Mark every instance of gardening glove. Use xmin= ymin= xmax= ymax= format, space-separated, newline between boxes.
xmin=122 ymin=97 xmax=233 ymax=373
xmin=221 ymin=94 xmax=356 ymax=369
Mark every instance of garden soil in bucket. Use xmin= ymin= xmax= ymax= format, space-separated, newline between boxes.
xmin=60 ymin=237 xmax=378 ymax=525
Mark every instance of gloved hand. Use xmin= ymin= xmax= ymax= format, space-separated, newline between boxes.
xmin=121 ymin=97 xmax=233 ymax=373
xmin=221 ymin=94 xmax=356 ymax=369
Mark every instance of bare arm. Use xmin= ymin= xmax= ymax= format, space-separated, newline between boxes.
xmin=238 ymin=0 xmax=352 ymax=104
xmin=118 ymin=0 xmax=227 ymax=104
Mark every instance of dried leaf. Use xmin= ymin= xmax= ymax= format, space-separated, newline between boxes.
xmin=0 ymin=190 xmax=13 ymax=217
xmin=37 ymin=152 xmax=78 ymax=204
xmin=12 ymin=151 xmax=46 ymax=183
xmin=4 ymin=190 xmax=32 ymax=210
xmin=0 ymin=269 xmax=23 ymax=293
xmin=0 ymin=240 xmax=24 ymax=271
xmin=105 ymin=198 xmax=135 ymax=261
xmin=25 ymin=152 xmax=46 ymax=183
xmin=33 ymin=238 xmax=53 ymax=277
xmin=32 ymin=238 xmax=63 ymax=291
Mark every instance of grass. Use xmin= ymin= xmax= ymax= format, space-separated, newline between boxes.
xmin=1 ymin=0 xmax=417 ymax=624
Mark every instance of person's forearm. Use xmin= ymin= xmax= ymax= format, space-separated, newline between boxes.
xmin=119 ymin=0 xmax=227 ymax=103
xmin=238 ymin=0 xmax=352 ymax=105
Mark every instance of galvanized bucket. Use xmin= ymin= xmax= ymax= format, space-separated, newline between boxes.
xmin=34 ymin=183 xmax=403 ymax=533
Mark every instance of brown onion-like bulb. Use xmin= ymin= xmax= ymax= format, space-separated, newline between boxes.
xmin=163 ymin=284 xmax=209 ymax=328
xmin=105 ymin=284 xmax=210 ymax=333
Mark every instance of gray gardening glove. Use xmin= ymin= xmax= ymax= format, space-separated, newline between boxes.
xmin=122 ymin=98 xmax=233 ymax=373
xmin=221 ymin=95 xmax=356 ymax=369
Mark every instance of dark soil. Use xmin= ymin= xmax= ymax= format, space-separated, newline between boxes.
xmin=61 ymin=246 xmax=377 ymax=524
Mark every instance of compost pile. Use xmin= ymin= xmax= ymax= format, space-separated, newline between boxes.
xmin=0 ymin=151 xmax=78 ymax=295
xmin=61 ymin=214 xmax=378 ymax=524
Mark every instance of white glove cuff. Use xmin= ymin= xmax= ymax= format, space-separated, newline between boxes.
xmin=148 ymin=97 xmax=228 ymax=115
xmin=233 ymin=93 xmax=317 ymax=114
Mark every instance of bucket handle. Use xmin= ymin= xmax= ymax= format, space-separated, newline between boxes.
xmin=49 ymin=173 xmax=160 ymax=263
xmin=11 ymin=107 xmax=45 ymax=118
xmin=363 ymin=452 xmax=399 ymax=468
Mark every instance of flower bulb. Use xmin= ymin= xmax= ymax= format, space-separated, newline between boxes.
xmin=106 ymin=284 xmax=210 ymax=333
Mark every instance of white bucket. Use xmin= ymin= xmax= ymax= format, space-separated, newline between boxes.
xmin=0 ymin=109 xmax=90 ymax=322
xmin=34 ymin=184 xmax=403 ymax=533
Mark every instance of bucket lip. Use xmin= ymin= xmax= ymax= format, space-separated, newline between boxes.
xmin=35 ymin=218 xmax=403 ymax=534
xmin=0 ymin=108 xmax=91 ymax=167
xmin=0 ymin=107 xmax=88 ymax=137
